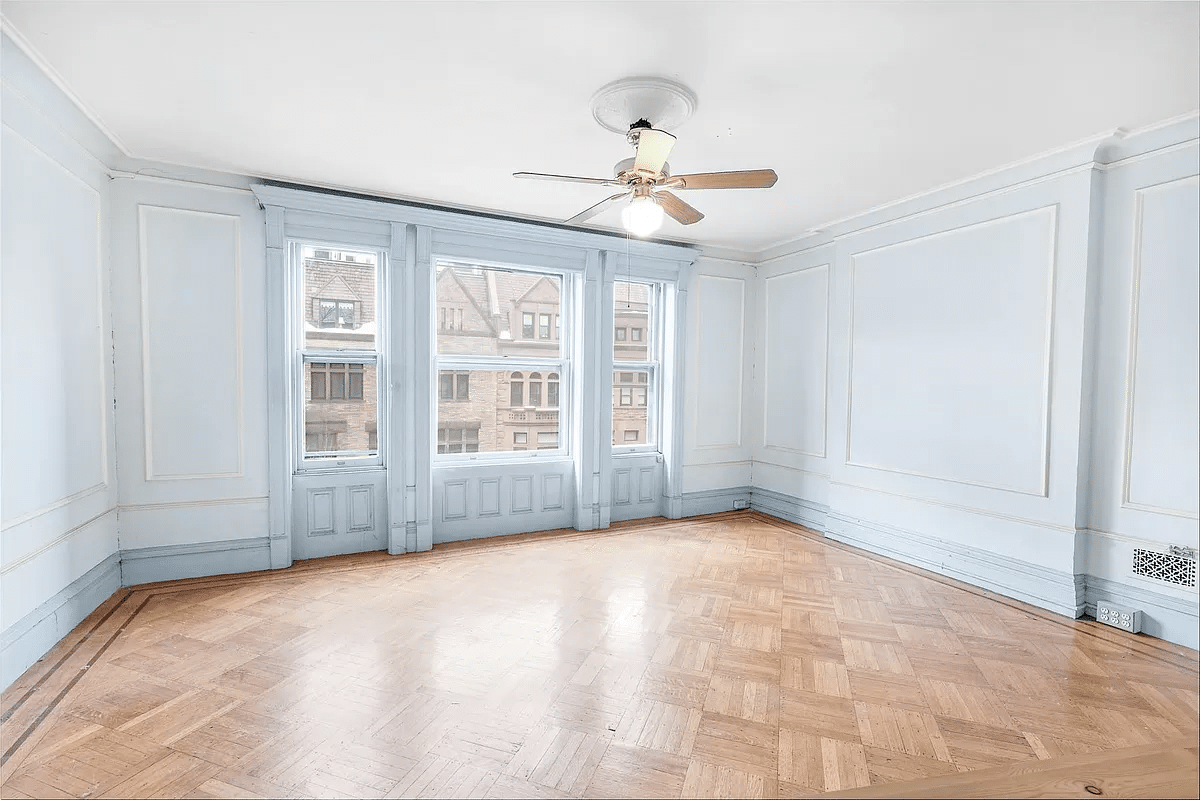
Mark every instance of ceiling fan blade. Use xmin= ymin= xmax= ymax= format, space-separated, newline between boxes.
xmin=670 ymin=169 xmax=778 ymax=190
xmin=514 ymin=172 xmax=621 ymax=186
xmin=564 ymin=192 xmax=629 ymax=225
xmin=655 ymin=191 xmax=704 ymax=225
xmin=633 ymin=129 xmax=677 ymax=177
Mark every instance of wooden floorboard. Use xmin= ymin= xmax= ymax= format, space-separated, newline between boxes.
xmin=3 ymin=512 xmax=1197 ymax=798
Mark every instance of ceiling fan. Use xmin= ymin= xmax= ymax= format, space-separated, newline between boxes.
xmin=514 ymin=118 xmax=778 ymax=237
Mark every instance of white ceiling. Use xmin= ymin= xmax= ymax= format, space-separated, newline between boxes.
xmin=5 ymin=1 xmax=1198 ymax=252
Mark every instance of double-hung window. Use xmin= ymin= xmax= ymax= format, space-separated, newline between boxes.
xmin=613 ymin=279 xmax=659 ymax=451
xmin=296 ymin=244 xmax=383 ymax=465
xmin=434 ymin=260 xmax=569 ymax=457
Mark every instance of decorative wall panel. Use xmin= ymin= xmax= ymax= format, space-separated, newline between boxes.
xmin=139 ymin=206 xmax=243 ymax=480
xmin=764 ymin=266 xmax=828 ymax=457
xmin=847 ymin=207 xmax=1057 ymax=494
xmin=1124 ymin=177 xmax=1200 ymax=517
xmin=692 ymin=275 xmax=744 ymax=448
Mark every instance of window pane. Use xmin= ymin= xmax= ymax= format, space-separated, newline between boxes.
xmin=439 ymin=371 xmax=453 ymax=400
xmin=435 ymin=262 xmax=562 ymax=357
xmin=547 ymin=379 xmax=559 ymax=408
xmin=613 ymin=368 xmax=651 ymax=445
xmin=614 ymin=280 xmax=652 ymax=362
xmin=530 ymin=381 xmax=542 ymax=406
xmin=437 ymin=370 xmax=561 ymax=454
xmin=456 ymin=372 xmax=470 ymax=401
xmin=303 ymin=247 xmax=377 ymax=350
xmin=304 ymin=362 xmax=378 ymax=457
xmin=510 ymin=375 xmax=523 ymax=407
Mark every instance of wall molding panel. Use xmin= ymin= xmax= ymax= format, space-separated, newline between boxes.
xmin=543 ymin=474 xmax=564 ymax=511
xmin=0 ymin=507 xmax=116 ymax=576
xmin=138 ymin=205 xmax=245 ymax=482
xmin=1119 ymin=175 xmax=1200 ymax=519
xmin=1 ymin=127 xmax=110 ymax=525
xmin=479 ymin=478 xmax=501 ymax=517
xmin=690 ymin=274 xmax=745 ymax=450
xmin=432 ymin=466 xmax=577 ymax=543
xmin=763 ymin=264 xmax=829 ymax=458
xmin=844 ymin=206 xmax=1058 ymax=496
xmin=511 ymin=476 xmax=534 ymax=514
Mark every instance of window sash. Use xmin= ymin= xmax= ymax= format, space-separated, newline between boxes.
xmin=612 ymin=276 xmax=661 ymax=452
xmin=294 ymin=241 xmax=385 ymax=469
xmin=433 ymin=263 xmax=571 ymax=460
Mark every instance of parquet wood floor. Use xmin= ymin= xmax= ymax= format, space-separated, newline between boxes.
xmin=2 ymin=512 xmax=1197 ymax=799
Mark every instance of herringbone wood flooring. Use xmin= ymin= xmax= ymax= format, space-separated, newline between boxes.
xmin=2 ymin=513 xmax=1197 ymax=798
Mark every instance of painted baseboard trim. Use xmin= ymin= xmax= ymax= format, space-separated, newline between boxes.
xmin=1084 ymin=574 xmax=1199 ymax=650
xmin=680 ymin=486 xmax=752 ymax=518
xmin=750 ymin=488 xmax=829 ymax=531
xmin=1 ymin=552 xmax=121 ymax=691
xmin=824 ymin=511 xmax=1085 ymax=618
xmin=120 ymin=537 xmax=271 ymax=586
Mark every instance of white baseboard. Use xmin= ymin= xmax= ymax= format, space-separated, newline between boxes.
xmin=1084 ymin=574 xmax=1199 ymax=651
xmin=120 ymin=537 xmax=271 ymax=586
xmin=751 ymin=488 xmax=829 ymax=531
xmin=1 ymin=552 xmax=121 ymax=691
xmin=681 ymin=486 xmax=752 ymax=517
xmin=824 ymin=510 xmax=1085 ymax=618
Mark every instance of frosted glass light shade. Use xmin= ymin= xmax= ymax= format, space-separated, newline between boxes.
xmin=621 ymin=195 xmax=664 ymax=237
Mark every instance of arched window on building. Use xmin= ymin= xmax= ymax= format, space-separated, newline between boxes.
xmin=510 ymin=372 xmax=524 ymax=407
xmin=547 ymin=373 xmax=559 ymax=407
xmin=529 ymin=372 xmax=543 ymax=406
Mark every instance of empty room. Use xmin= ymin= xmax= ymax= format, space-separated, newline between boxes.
xmin=1 ymin=2 xmax=1197 ymax=798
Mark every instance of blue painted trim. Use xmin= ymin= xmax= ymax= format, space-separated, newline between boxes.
xmin=825 ymin=511 xmax=1084 ymax=618
xmin=120 ymin=537 xmax=271 ymax=586
xmin=681 ymin=486 xmax=752 ymax=517
xmin=1085 ymin=575 xmax=1199 ymax=651
xmin=750 ymin=488 xmax=829 ymax=531
xmin=1 ymin=552 xmax=122 ymax=690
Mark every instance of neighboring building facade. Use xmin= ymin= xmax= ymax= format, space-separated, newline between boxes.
xmin=297 ymin=252 xmax=652 ymax=459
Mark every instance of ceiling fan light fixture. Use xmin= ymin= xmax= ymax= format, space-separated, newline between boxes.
xmin=621 ymin=194 xmax=664 ymax=237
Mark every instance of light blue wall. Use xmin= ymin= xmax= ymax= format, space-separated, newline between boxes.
xmin=3 ymin=30 xmax=1197 ymax=695
xmin=750 ymin=117 xmax=1200 ymax=649
xmin=1 ymin=33 xmax=121 ymax=688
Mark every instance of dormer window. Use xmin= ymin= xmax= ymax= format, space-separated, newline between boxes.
xmin=318 ymin=298 xmax=355 ymax=329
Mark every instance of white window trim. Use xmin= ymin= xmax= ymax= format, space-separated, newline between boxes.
xmin=432 ymin=258 xmax=574 ymax=462
xmin=292 ymin=240 xmax=388 ymax=472
xmin=612 ymin=280 xmax=662 ymax=455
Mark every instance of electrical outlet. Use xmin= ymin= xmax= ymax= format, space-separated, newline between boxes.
xmin=733 ymin=499 xmax=749 ymax=510
xmin=1095 ymin=601 xmax=1142 ymax=633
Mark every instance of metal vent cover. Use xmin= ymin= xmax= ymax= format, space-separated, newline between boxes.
xmin=1132 ymin=548 xmax=1197 ymax=588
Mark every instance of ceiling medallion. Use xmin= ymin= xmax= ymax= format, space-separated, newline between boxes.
xmin=589 ymin=77 xmax=698 ymax=135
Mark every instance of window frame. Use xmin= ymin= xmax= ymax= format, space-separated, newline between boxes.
xmin=292 ymin=240 xmax=387 ymax=471
xmin=612 ymin=279 xmax=662 ymax=454
xmin=433 ymin=257 xmax=573 ymax=462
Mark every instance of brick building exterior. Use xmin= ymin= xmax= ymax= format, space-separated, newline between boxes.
xmin=299 ymin=251 xmax=651 ymax=457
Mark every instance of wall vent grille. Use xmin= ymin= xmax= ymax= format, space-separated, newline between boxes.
xmin=1132 ymin=548 xmax=1197 ymax=588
